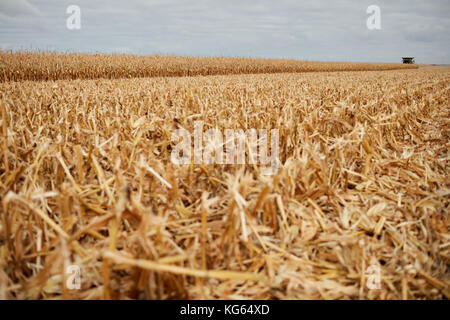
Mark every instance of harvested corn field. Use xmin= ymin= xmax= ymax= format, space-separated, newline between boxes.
xmin=0 ymin=59 xmax=448 ymax=300
xmin=0 ymin=51 xmax=417 ymax=82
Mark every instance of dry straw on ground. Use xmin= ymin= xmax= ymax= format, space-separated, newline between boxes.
xmin=0 ymin=53 xmax=448 ymax=300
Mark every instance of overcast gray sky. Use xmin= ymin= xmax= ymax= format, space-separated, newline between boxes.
xmin=0 ymin=0 xmax=449 ymax=63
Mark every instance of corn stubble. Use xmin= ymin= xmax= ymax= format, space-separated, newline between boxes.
xmin=0 ymin=55 xmax=448 ymax=300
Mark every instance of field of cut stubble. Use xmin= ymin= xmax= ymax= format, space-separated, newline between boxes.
xmin=0 ymin=54 xmax=448 ymax=300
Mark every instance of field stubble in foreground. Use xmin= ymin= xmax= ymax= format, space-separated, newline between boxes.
xmin=0 ymin=67 xmax=449 ymax=299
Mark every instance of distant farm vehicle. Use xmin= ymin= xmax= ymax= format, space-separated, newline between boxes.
xmin=402 ymin=57 xmax=415 ymax=64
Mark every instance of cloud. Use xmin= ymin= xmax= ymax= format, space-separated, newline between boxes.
xmin=0 ymin=0 xmax=449 ymax=63
xmin=0 ymin=0 xmax=41 ymax=17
